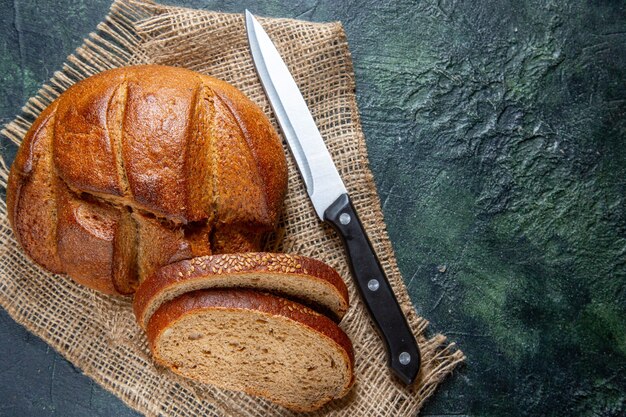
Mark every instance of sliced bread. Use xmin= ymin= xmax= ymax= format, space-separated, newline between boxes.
xmin=147 ymin=289 xmax=355 ymax=412
xmin=133 ymin=253 xmax=349 ymax=328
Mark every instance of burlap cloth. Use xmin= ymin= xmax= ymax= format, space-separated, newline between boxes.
xmin=0 ymin=0 xmax=464 ymax=415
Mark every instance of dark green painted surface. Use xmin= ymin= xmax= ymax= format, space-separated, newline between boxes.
xmin=1 ymin=0 xmax=625 ymax=416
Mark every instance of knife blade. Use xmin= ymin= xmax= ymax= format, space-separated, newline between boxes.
xmin=245 ymin=10 xmax=421 ymax=385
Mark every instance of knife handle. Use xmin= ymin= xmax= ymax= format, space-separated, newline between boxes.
xmin=324 ymin=193 xmax=421 ymax=385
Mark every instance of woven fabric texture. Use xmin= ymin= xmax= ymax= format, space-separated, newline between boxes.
xmin=0 ymin=0 xmax=464 ymax=415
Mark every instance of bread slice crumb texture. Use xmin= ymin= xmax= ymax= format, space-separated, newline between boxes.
xmin=147 ymin=289 xmax=354 ymax=412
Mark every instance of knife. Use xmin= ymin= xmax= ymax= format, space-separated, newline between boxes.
xmin=245 ymin=11 xmax=421 ymax=385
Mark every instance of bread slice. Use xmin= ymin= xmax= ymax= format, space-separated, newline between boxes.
xmin=147 ymin=289 xmax=355 ymax=412
xmin=133 ymin=253 xmax=349 ymax=328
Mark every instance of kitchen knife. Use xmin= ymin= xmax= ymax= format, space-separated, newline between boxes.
xmin=245 ymin=11 xmax=421 ymax=385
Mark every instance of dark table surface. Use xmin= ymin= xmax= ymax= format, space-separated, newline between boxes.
xmin=1 ymin=0 xmax=625 ymax=416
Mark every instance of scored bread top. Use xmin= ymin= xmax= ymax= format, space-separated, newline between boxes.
xmin=133 ymin=253 xmax=350 ymax=328
xmin=50 ymin=65 xmax=286 ymax=224
xmin=6 ymin=65 xmax=288 ymax=295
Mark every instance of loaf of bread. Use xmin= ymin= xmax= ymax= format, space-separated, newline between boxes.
xmin=7 ymin=65 xmax=288 ymax=295
xmin=147 ymin=289 xmax=355 ymax=412
xmin=133 ymin=253 xmax=350 ymax=328
xmin=8 ymin=65 xmax=356 ymax=410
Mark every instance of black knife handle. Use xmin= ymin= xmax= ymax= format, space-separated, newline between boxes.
xmin=324 ymin=194 xmax=420 ymax=385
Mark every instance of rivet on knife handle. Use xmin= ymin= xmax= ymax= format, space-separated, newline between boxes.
xmin=325 ymin=194 xmax=421 ymax=384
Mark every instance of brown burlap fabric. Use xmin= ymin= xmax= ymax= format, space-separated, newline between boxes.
xmin=0 ymin=0 xmax=464 ymax=415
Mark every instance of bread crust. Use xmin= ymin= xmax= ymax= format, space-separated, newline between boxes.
xmin=133 ymin=252 xmax=349 ymax=328
xmin=55 ymin=181 xmax=120 ymax=294
xmin=6 ymin=65 xmax=288 ymax=295
xmin=7 ymin=103 xmax=63 ymax=273
xmin=147 ymin=289 xmax=355 ymax=411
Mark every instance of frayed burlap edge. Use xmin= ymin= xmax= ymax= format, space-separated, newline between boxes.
xmin=0 ymin=1 xmax=465 ymax=416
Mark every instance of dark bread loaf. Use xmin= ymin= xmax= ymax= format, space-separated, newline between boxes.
xmin=133 ymin=253 xmax=350 ymax=328
xmin=6 ymin=65 xmax=288 ymax=295
xmin=147 ymin=289 xmax=355 ymax=412
xmin=8 ymin=65 xmax=356 ymax=409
